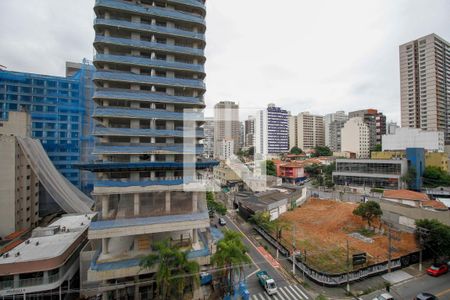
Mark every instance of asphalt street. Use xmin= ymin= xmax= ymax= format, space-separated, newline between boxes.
xmin=364 ymin=271 xmax=450 ymax=300
xmin=216 ymin=214 xmax=312 ymax=299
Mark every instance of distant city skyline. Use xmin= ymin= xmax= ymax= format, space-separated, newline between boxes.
xmin=0 ymin=0 xmax=449 ymax=123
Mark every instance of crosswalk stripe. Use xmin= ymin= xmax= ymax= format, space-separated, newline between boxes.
xmin=278 ymin=287 xmax=293 ymax=300
xmin=272 ymin=294 xmax=281 ymax=300
xmin=252 ymin=295 xmax=260 ymax=300
xmin=286 ymin=285 xmax=304 ymax=299
xmin=292 ymin=285 xmax=309 ymax=299
xmin=258 ymin=293 xmax=269 ymax=300
xmin=282 ymin=286 xmax=298 ymax=299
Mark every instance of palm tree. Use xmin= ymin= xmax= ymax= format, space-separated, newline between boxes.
xmin=140 ymin=239 xmax=200 ymax=300
xmin=212 ymin=230 xmax=251 ymax=296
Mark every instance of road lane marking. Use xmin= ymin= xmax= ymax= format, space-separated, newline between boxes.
xmin=278 ymin=287 xmax=292 ymax=299
xmin=256 ymin=246 xmax=281 ymax=268
xmin=286 ymin=285 xmax=304 ymax=299
xmin=293 ymin=285 xmax=309 ymax=299
xmin=437 ymin=286 xmax=450 ymax=297
xmin=246 ymin=268 xmax=261 ymax=279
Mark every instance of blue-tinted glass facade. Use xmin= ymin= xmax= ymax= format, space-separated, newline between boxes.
xmin=267 ymin=105 xmax=288 ymax=153
xmin=0 ymin=63 xmax=94 ymax=191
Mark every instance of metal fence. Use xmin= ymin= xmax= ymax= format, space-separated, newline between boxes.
xmin=254 ymin=226 xmax=419 ymax=287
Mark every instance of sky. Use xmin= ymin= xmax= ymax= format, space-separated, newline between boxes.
xmin=0 ymin=0 xmax=449 ymax=122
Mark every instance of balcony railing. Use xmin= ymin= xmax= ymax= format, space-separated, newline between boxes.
xmin=92 ymin=107 xmax=203 ymax=121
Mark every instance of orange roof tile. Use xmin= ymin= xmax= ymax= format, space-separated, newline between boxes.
xmin=422 ymin=200 xmax=448 ymax=210
xmin=3 ymin=228 xmax=29 ymax=241
xmin=383 ymin=190 xmax=429 ymax=202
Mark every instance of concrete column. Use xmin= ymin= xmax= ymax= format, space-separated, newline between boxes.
xmin=102 ymin=238 xmax=109 ymax=254
xmin=43 ymin=271 xmax=49 ymax=284
xmin=192 ymin=192 xmax=198 ymax=213
xmin=165 ymin=191 xmax=171 ymax=212
xmin=134 ymin=194 xmax=140 ymax=216
xmin=192 ymin=229 xmax=198 ymax=244
xmin=13 ymin=275 xmax=19 ymax=288
xmin=101 ymin=196 xmax=109 ymax=219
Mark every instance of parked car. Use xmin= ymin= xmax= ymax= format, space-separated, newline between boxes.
xmin=426 ymin=263 xmax=448 ymax=277
xmin=415 ymin=292 xmax=438 ymax=300
xmin=372 ymin=293 xmax=394 ymax=300
xmin=218 ymin=217 xmax=226 ymax=226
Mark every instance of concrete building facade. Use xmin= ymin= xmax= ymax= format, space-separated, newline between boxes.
xmin=289 ymin=112 xmax=324 ymax=150
xmin=203 ymin=117 xmax=214 ymax=158
xmin=341 ymin=117 xmax=370 ymax=159
xmin=0 ymin=112 xmax=39 ymax=237
xmin=81 ymin=1 xmax=213 ymax=297
xmin=348 ymin=109 xmax=386 ymax=149
xmin=0 ymin=61 xmax=94 ymax=192
xmin=244 ymin=115 xmax=255 ymax=148
xmin=255 ymin=104 xmax=288 ymax=155
xmin=324 ymin=111 xmax=347 ymax=148
xmin=382 ymin=127 xmax=445 ymax=152
xmin=400 ymin=34 xmax=450 ymax=143
xmin=214 ymin=101 xmax=239 ymax=157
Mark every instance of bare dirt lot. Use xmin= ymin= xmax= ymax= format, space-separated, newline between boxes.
xmin=277 ymin=198 xmax=419 ymax=273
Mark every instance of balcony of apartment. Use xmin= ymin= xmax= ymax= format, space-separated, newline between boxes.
xmin=92 ymin=106 xmax=203 ymax=122
xmin=75 ymin=160 xmax=218 ymax=172
xmin=94 ymin=0 xmax=206 ymax=27
xmin=93 ymin=70 xmax=206 ymax=91
xmin=93 ymin=88 xmax=205 ymax=106
xmin=94 ymin=18 xmax=205 ymax=42
xmin=94 ymin=35 xmax=204 ymax=59
xmin=94 ymin=54 xmax=205 ymax=76
xmin=92 ymin=125 xmax=204 ymax=138
xmin=86 ymin=228 xmax=210 ymax=282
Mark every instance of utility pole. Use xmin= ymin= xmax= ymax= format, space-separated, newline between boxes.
xmin=417 ymin=227 xmax=430 ymax=272
xmin=388 ymin=225 xmax=392 ymax=273
xmin=346 ymin=239 xmax=350 ymax=293
xmin=292 ymin=224 xmax=296 ymax=275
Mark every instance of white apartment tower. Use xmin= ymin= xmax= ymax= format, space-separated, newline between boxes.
xmin=341 ymin=117 xmax=370 ymax=158
xmin=400 ymin=33 xmax=450 ymax=143
xmin=85 ymin=1 xmax=212 ymax=297
xmin=324 ymin=111 xmax=347 ymax=147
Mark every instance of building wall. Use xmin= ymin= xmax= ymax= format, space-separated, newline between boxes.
xmin=400 ymin=34 xmax=450 ymax=144
xmin=371 ymin=151 xmax=406 ymax=160
xmin=288 ymin=114 xmax=297 ymax=150
xmin=203 ymin=117 xmax=214 ymax=158
xmin=382 ymin=127 xmax=445 ymax=152
xmin=292 ymin=112 xmax=325 ymax=150
xmin=214 ymin=101 xmax=240 ymax=156
xmin=324 ymin=111 xmax=347 ymax=147
xmin=0 ymin=61 xmax=94 ymax=190
xmin=244 ymin=116 xmax=255 ymax=148
xmin=425 ymin=152 xmax=449 ymax=172
xmin=255 ymin=109 xmax=268 ymax=155
xmin=267 ymin=104 xmax=288 ymax=154
xmin=341 ymin=117 xmax=370 ymax=158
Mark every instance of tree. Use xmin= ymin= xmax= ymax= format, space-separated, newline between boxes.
xmin=266 ymin=160 xmax=276 ymax=176
xmin=415 ymin=219 xmax=450 ymax=261
xmin=289 ymin=146 xmax=303 ymax=155
xmin=401 ymin=166 xmax=417 ymax=190
xmin=423 ymin=166 xmax=450 ymax=188
xmin=207 ymin=191 xmax=227 ymax=216
xmin=353 ymin=201 xmax=382 ymax=227
xmin=249 ymin=211 xmax=272 ymax=231
xmin=305 ymin=163 xmax=322 ymax=178
xmin=373 ymin=144 xmax=382 ymax=152
xmin=140 ymin=240 xmax=200 ymax=300
xmin=311 ymin=146 xmax=332 ymax=157
xmin=248 ymin=146 xmax=255 ymax=156
xmin=212 ymin=230 xmax=251 ymax=296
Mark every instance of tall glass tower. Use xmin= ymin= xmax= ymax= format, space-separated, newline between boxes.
xmin=81 ymin=0 xmax=214 ymax=297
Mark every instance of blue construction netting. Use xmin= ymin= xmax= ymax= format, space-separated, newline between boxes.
xmin=92 ymin=106 xmax=203 ymax=121
xmin=93 ymin=70 xmax=206 ymax=90
xmin=94 ymin=0 xmax=205 ymax=26
xmin=92 ymin=144 xmax=204 ymax=155
xmin=94 ymin=19 xmax=205 ymax=41
xmin=94 ymin=35 xmax=204 ymax=57
xmin=92 ymin=127 xmax=204 ymax=138
xmin=93 ymin=88 xmax=204 ymax=106
xmin=75 ymin=160 xmax=219 ymax=171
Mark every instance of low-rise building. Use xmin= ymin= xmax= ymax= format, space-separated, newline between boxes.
xmin=0 ymin=213 xmax=95 ymax=299
xmin=332 ymin=151 xmax=356 ymax=159
xmin=332 ymin=158 xmax=408 ymax=189
xmin=275 ymin=161 xmax=306 ymax=184
xmin=425 ymin=152 xmax=449 ymax=172
xmin=234 ymin=186 xmax=302 ymax=220
xmin=371 ymin=151 xmax=406 ymax=160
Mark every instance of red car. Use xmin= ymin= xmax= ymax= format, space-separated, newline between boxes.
xmin=426 ymin=263 xmax=448 ymax=276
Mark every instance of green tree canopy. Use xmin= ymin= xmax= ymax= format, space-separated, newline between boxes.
xmin=266 ymin=160 xmax=276 ymax=176
xmin=305 ymin=163 xmax=322 ymax=178
xmin=140 ymin=240 xmax=200 ymax=299
xmin=312 ymin=146 xmax=333 ymax=157
xmin=207 ymin=191 xmax=227 ymax=216
xmin=423 ymin=166 xmax=450 ymax=188
xmin=289 ymin=146 xmax=303 ymax=155
xmin=401 ymin=166 xmax=417 ymax=189
xmin=212 ymin=230 xmax=252 ymax=295
xmin=415 ymin=219 xmax=450 ymax=260
xmin=353 ymin=201 xmax=382 ymax=227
